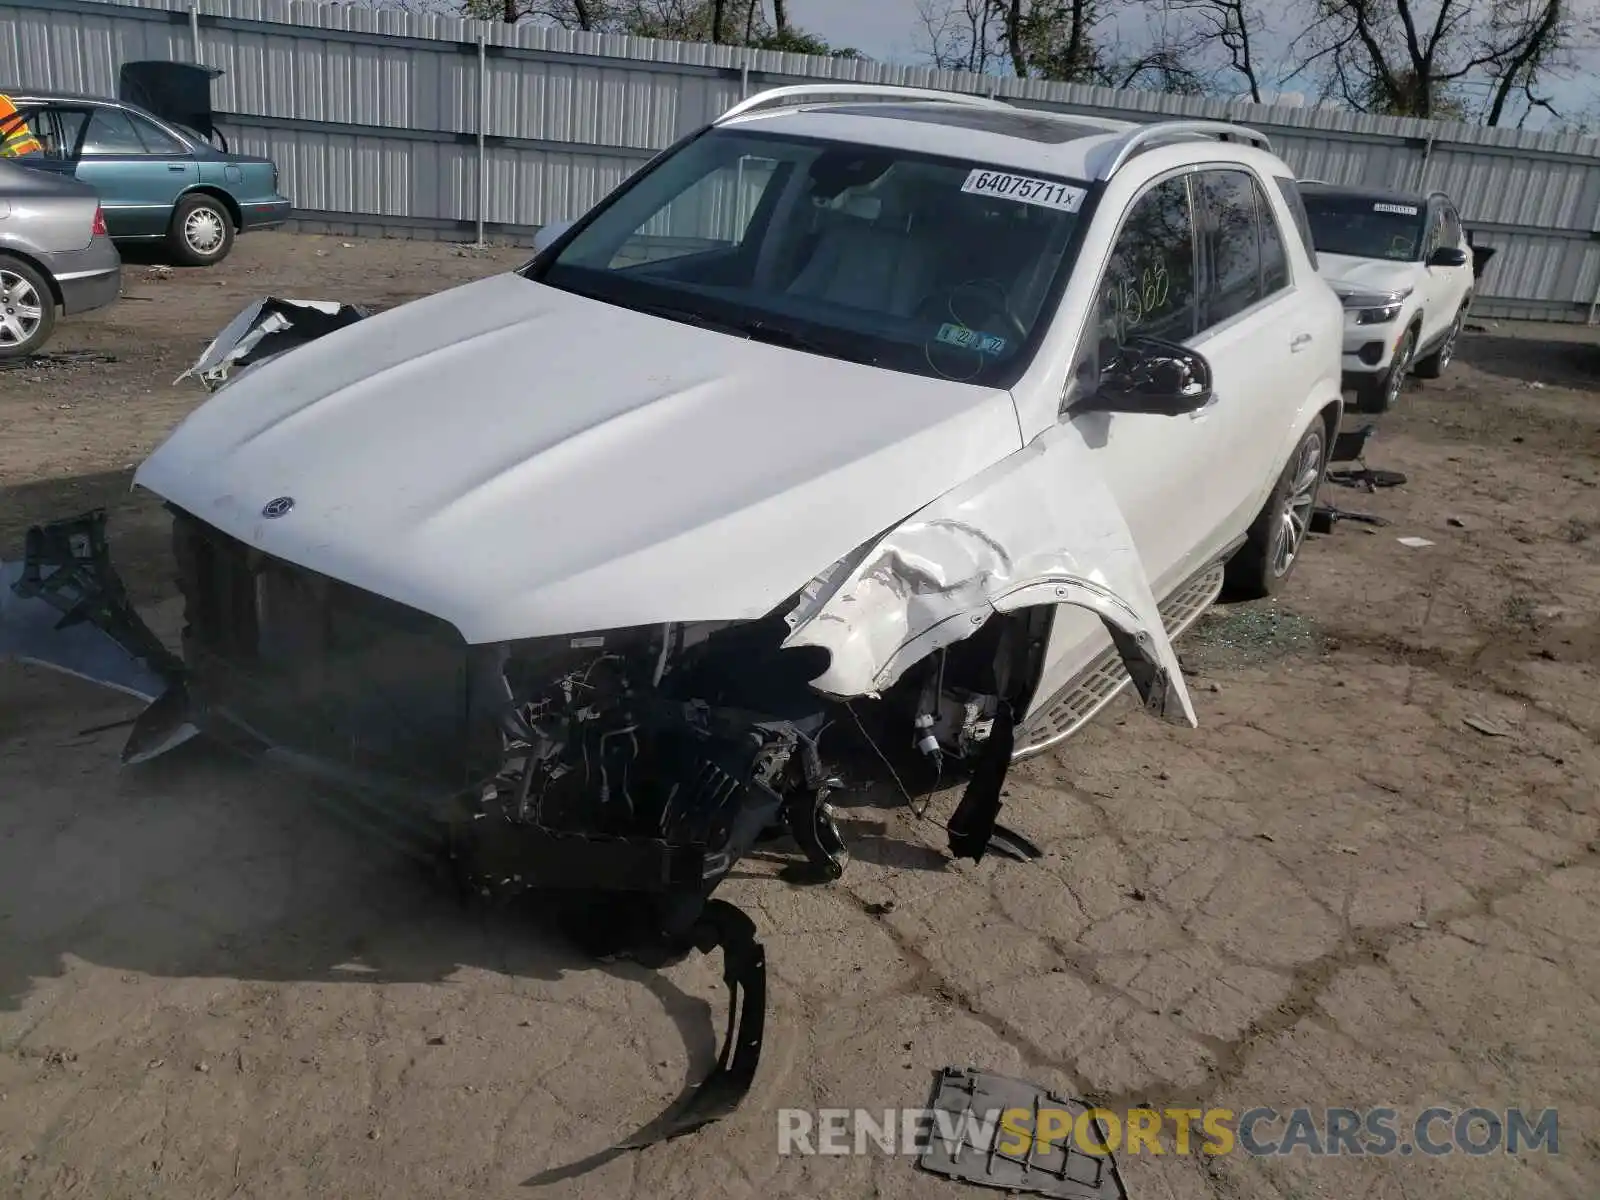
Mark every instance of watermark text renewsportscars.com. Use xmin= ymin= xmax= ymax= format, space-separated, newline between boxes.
xmin=777 ymin=1106 xmax=1560 ymax=1158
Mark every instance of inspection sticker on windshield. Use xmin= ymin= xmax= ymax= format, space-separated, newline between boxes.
xmin=1373 ymin=202 xmax=1419 ymax=215
xmin=961 ymin=169 xmax=1086 ymax=212
xmin=936 ymin=323 xmax=1007 ymax=355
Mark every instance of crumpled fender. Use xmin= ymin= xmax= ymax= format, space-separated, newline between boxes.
xmin=780 ymin=420 xmax=1197 ymax=727
xmin=175 ymin=296 xmax=370 ymax=391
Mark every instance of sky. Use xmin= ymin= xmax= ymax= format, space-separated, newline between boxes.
xmin=796 ymin=0 xmax=926 ymax=63
xmin=786 ymin=0 xmax=1597 ymax=127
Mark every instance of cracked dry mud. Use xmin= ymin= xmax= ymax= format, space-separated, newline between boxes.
xmin=2 ymin=234 xmax=1598 ymax=1199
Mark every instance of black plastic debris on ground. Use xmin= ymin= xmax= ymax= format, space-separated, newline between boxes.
xmin=917 ymin=1066 xmax=1128 ymax=1198
xmin=0 ymin=350 xmax=117 ymax=371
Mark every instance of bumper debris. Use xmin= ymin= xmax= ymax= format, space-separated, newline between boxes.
xmin=918 ymin=1066 xmax=1128 ymax=1198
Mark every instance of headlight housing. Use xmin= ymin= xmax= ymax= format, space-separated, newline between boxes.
xmin=1335 ymin=287 xmax=1410 ymax=326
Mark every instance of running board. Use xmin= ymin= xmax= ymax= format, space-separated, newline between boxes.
xmin=1011 ymin=560 xmax=1226 ymax=761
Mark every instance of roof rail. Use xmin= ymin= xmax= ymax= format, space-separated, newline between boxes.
xmin=1091 ymin=119 xmax=1272 ymax=181
xmin=715 ymin=83 xmax=1010 ymax=125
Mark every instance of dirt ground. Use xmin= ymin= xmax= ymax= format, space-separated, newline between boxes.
xmin=2 ymin=232 xmax=1598 ymax=1200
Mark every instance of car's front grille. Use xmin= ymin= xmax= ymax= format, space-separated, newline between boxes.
xmin=169 ymin=507 xmax=485 ymax=790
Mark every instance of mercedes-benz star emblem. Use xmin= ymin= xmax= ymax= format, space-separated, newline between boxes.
xmin=261 ymin=496 xmax=295 ymax=519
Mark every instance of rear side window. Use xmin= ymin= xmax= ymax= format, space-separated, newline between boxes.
xmin=1256 ymin=178 xmax=1289 ymax=294
xmin=1274 ymin=176 xmax=1319 ymax=270
xmin=1196 ymin=169 xmax=1262 ymax=328
xmin=129 ymin=112 xmax=187 ymax=155
xmin=80 ymin=107 xmax=145 ymax=155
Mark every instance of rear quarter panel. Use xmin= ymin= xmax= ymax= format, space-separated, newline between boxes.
xmin=1 ymin=189 xmax=98 ymax=255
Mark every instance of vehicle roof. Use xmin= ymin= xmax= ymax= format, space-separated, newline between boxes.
xmin=717 ymin=99 xmax=1283 ymax=182
xmin=5 ymin=89 xmax=125 ymax=106
xmin=1298 ymin=180 xmax=1441 ymax=207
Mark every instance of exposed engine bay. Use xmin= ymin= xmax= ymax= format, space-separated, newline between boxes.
xmin=1 ymin=499 xmax=1051 ymax=1144
xmin=1 ymin=295 xmax=1195 ymax=1146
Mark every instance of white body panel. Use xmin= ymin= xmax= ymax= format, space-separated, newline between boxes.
xmin=969 ymin=142 xmax=1343 ymax=721
xmin=94 ymin=99 xmax=1342 ymax=732
xmin=134 ymin=275 xmax=1023 ymax=644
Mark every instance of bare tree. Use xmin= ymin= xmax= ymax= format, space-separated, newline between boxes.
xmin=458 ymin=0 xmax=611 ymax=26
xmin=1289 ymin=0 xmax=1582 ymax=122
xmin=915 ymin=0 xmax=1214 ymax=92
xmin=915 ymin=0 xmax=999 ymax=73
xmin=1168 ymin=0 xmax=1264 ymax=101
xmin=998 ymin=0 xmax=1105 ymax=82
xmin=772 ymin=0 xmax=788 ymax=33
xmin=1483 ymin=0 xmax=1573 ymax=125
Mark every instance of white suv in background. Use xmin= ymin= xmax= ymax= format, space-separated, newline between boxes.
xmin=1298 ymin=183 xmax=1474 ymax=412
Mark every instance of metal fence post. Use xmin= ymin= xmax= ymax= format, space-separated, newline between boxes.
xmin=190 ymin=0 xmax=202 ymax=64
xmin=1413 ymin=133 xmax=1434 ymax=192
xmin=476 ymin=28 xmax=487 ymax=248
xmin=1588 ymin=194 xmax=1600 ymax=325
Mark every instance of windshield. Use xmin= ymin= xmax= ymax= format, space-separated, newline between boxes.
xmin=525 ymin=127 xmax=1091 ymax=386
xmin=1301 ymin=191 xmax=1425 ymax=262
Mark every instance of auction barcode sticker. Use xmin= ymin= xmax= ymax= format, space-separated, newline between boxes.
xmin=962 ymin=169 xmax=1086 ymax=212
xmin=1373 ymin=202 xmax=1419 ymax=215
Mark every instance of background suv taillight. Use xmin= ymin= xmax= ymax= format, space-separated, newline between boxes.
xmin=91 ymin=205 xmax=107 ymax=237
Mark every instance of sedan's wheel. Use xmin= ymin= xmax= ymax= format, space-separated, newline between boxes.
xmin=167 ymin=194 xmax=235 ymax=266
xmin=1414 ymin=309 xmax=1463 ymax=379
xmin=1355 ymin=327 xmax=1415 ymax=414
xmin=1222 ymin=420 xmax=1328 ymax=601
xmin=0 ymin=256 xmax=56 ymax=358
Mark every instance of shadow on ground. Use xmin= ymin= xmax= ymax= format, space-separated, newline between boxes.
xmin=1456 ymin=331 xmax=1600 ymax=390
xmin=0 ymin=727 xmax=747 ymax=1181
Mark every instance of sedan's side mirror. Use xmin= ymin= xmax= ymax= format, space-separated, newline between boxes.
xmin=532 ymin=219 xmax=574 ymax=255
xmin=1427 ymin=246 xmax=1468 ymax=268
xmin=1080 ymin=336 xmax=1214 ymax=417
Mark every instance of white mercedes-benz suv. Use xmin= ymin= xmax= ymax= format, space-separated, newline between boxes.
xmin=5 ymin=86 xmax=1345 ymax=1123
xmin=1299 ymin=182 xmax=1475 ymax=413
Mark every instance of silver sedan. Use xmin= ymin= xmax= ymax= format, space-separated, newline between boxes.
xmin=0 ymin=157 xmax=121 ymax=357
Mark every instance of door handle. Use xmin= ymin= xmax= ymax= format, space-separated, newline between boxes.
xmin=1290 ymin=332 xmax=1313 ymax=352
xmin=167 ymin=162 xmax=187 ymax=171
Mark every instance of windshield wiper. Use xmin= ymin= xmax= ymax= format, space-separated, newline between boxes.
xmin=735 ymin=319 xmax=879 ymax=366
xmin=622 ymin=299 xmax=748 ymax=335
xmin=583 ymin=291 xmax=880 ymax=366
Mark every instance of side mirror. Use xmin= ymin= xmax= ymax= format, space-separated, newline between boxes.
xmin=532 ymin=219 xmax=574 ymax=255
xmin=1427 ymin=246 xmax=1468 ymax=268
xmin=1080 ymin=336 xmax=1214 ymax=417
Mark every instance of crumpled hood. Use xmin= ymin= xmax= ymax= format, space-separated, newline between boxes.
xmin=135 ymin=274 xmax=1023 ymax=643
xmin=1317 ymin=253 xmax=1416 ymax=298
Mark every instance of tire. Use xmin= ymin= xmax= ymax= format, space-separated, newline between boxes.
xmin=1353 ymin=325 xmax=1416 ymax=414
xmin=1413 ymin=307 xmax=1464 ymax=379
xmin=167 ymin=193 xmax=235 ymax=266
xmin=1222 ymin=419 xmax=1328 ymax=602
xmin=0 ymin=254 xmax=57 ymax=359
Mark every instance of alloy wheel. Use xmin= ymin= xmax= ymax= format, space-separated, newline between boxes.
xmin=1385 ymin=333 xmax=1414 ymax=409
xmin=0 ymin=268 xmax=44 ymax=350
xmin=1268 ymin=430 xmax=1324 ymax=578
xmin=1438 ymin=315 xmax=1461 ymax=371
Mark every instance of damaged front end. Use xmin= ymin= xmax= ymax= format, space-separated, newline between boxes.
xmin=1 ymin=295 xmax=1198 ymax=1147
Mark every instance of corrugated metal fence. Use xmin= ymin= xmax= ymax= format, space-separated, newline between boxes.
xmin=5 ymin=0 xmax=1600 ymax=320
